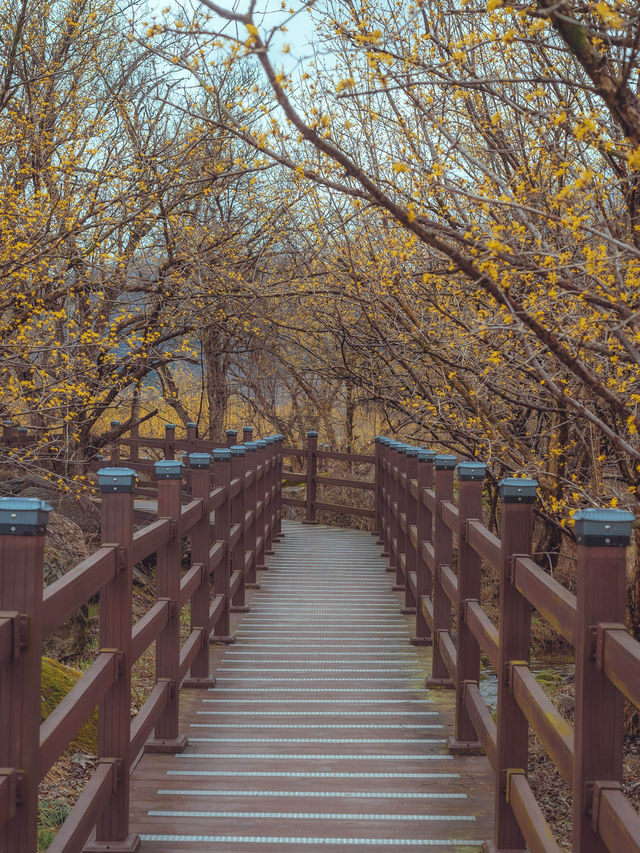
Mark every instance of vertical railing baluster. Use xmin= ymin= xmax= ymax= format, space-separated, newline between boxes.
xmin=304 ymin=430 xmax=319 ymax=524
xmin=492 ymin=477 xmax=538 ymax=851
xmin=379 ymin=438 xmax=390 ymax=561
xmin=146 ymin=460 xmax=188 ymax=748
xmin=274 ymin=434 xmax=285 ymax=540
xmin=0 ymin=497 xmax=51 ymax=853
xmin=449 ymin=461 xmax=486 ymax=753
xmin=211 ymin=449 xmax=235 ymax=643
xmin=183 ymin=453 xmax=216 ymax=688
xmin=110 ymin=419 xmax=121 ymax=465
xmin=243 ymin=441 xmax=259 ymax=588
xmin=572 ymin=507 xmax=633 ymax=852
xmin=402 ymin=446 xmax=419 ymax=614
xmin=230 ymin=445 xmax=249 ymax=613
xmin=263 ymin=436 xmax=276 ymax=558
xmin=90 ymin=467 xmax=140 ymax=851
xmin=411 ymin=449 xmax=435 ymax=646
xmin=428 ymin=454 xmax=456 ymax=688
xmin=390 ymin=443 xmax=405 ymax=589
xmin=163 ymin=423 xmax=175 ymax=460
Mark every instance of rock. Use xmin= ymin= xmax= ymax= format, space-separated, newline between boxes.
xmin=557 ymin=694 xmax=574 ymax=717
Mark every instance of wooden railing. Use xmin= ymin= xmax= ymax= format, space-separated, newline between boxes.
xmin=0 ymin=430 xmax=283 ymax=853
xmin=376 ymin=437 xmax=640 ymax=853
xmin=281 ymin=430 xmax=376 ymax=522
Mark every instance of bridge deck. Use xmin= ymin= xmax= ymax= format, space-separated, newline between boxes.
xmin=129 ymin=521 xmax=494 ymax=850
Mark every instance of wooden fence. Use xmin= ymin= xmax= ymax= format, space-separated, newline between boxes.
xmin=0 ymin=429 xmax=283 ymax=853
xmin=376 ymin=437 xmax=640 ymax=853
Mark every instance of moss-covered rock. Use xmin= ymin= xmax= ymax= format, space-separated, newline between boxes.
xmin=41 ymin=657 xmax=97 ymax=754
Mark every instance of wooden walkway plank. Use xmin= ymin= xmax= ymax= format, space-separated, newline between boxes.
xmin=129 ymin=521 xmax=494 ymax=851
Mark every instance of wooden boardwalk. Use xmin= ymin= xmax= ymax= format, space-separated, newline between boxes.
xmin=129 ymin=521 xmax=494 ymax=851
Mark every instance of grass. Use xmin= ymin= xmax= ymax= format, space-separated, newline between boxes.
xmin=38 ymin=798 xmax=71 ymax=851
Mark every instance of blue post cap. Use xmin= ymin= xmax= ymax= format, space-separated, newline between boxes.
xmin=17 ymin=427 xmax=27 ymax=434
xmin=458 ymin=462 xmax=486 ymax=482
xmin=186 ymin=422 xmax=197 ymax=429
xmin=434 ymin=454 xmax=457 ymax=470
xmin=110 ymin=420 xmax=120 ymax=428
xmin=405 ymin=446 xmax=419 ymax=458
xmin=98 ymin=467 xmax=138 ymax=493
xmin=164 ymin=423 xmax=176 ymax=431
xmin=418 ymin=449 xmax=437 ymax=462
xmin=375 ymin=435 xmax=386 ymax=443
xmin=243 ymin=425 xmax=254 ymax=433
xmin=213 ymin=448 xmax=232 ymax=462
xmin=95 ymin=453 xmax=107 ymax=461
xmin=243 ymin=441 xmax=258 ymax=452
xmin=307 ymin=430 xmax=319 ymax=438
xmin=0 ymin=497 xmax=52 ymax=535
xmin=3 ymin=420 xmax=13 ymax=426
xmin=226 ymin=429 xmax=238 ymax=437
xmin=573 ymin=508 xmax=634 ymax=547
xmin=255 ymin=439 xmax=267 ymax=448
xmin=230 ymin=445 xmax=246 ymax=456
xmin=263 ymin=436 xmax=276 ymax=444
xmin=155 ymin=459 xmax=183 ymax=479
xmin=189 ymin=453 xmax=211 ymax=469
xmin=274 ymin=434 xmax=284 ymax=441
xmin=396 ymin=444 xmax=407 ymax=455
xmin=499 ymin=477 xmax=538 ymax=503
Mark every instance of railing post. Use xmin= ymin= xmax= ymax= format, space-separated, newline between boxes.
xmin=145 ymin=461 xmax=188 ymax=749
xmin=428 ymin=454 xmax=456 ymax=688
xmin=490 ymin=477 xmax=538 ymax=853
xmin=183 ymin=453 xmax=216 ymax=688
xmin=230 ymin=445 xmax=250 ymax=613
xmin=274 ymin=434 xmax=285 ymax=539
xmin=255 ymin=439 xmax=268 ymax=570
xmin=304 ymin=430 xmax=319 ymax=524
xmin=129 ymin=420 xmax=139 ymax=464
xmin=242 ymin=425 xmax=254 ymax=444
xmin=263 ymin=436 xmax=276 ymax=557
xmin=110 ymin=420 xmax=121 ymax=465
xmin=394 ymin=445 xmax=410 ymax=594
xmin=572 ymin=508 xmax=633 ymax=852
xmin=402 ymin=446 xmax=419 ymax=614
xmin=450 ymin=461 xmax=486 ymax=754
xmin=163 ymin=423 xmax=176 ymax=460
xmin=373 ymin=436 xmax=383 ymax=542
xmin=390 ymin=443 xmax=405 ymax=587
xmin=411 ymin=449 xmax=435 ymax=645
xmin=226 ymin=429 xmax=238 ymax=448
xmin=378 ymin=438 xmax=390 ymax=558
xmin=88 ymin=467 xmax=140 ymax=852
xmin=243 ymin=441 xmax=259 ymax=588
xmin=0 ymin=497 xmax=51 ymax=853
xmin=211 ymin=449 xmax=235 ymax=643
xmin=186 ymin=421 xmax=197 ymax=444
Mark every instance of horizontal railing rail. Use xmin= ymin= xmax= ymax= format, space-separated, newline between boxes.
xmin=0 ymin=427 xmax=283 ymax=853
xmin=376 ymin=437 xmax=640 ymax=853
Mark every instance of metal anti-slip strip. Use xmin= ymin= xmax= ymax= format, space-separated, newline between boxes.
xmin=187 ymin=737 xmax=444 ymax=744
xmin=139 ymin=834 xmax=482 ymax=846
xmin=176 ymin=753 xmax=451 ymax=760
xmin=156 ymin=789 xmax=466 ymax=800
xmin=147 ymin=809 xmax=475 ymax=821
xmin=167 ymin=770 xmax=460 ymax=779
